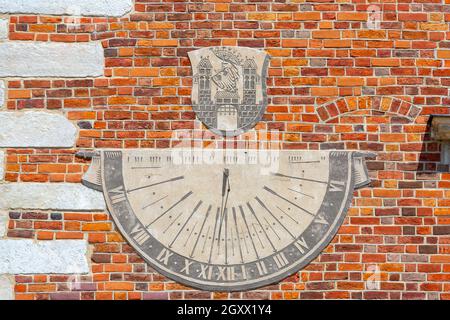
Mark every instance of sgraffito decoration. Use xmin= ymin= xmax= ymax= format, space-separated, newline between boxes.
xmin=188 ymin=46 xmax=270 ymax=137
xmin=82 ymin=149 xmax=373 ymax=291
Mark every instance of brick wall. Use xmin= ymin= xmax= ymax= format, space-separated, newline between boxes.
xmin=0 ymin=0 xmax=449 ymax=300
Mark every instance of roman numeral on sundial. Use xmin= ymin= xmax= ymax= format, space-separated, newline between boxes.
xmin=273 ymin=252 xmax=289 ymax=268
xmin=329 ymin=180 xmax=345 ymax=192
xmin=256 ymin=261 xmax=268 ymax=275
xmin=180 ymin=259 xmax=194 ymax=275
xmin=217 ymin=266 xmax=236 ymax=281
xmin=294 ymin=237 xmax=309 ymax=254
xmin=314 ymin=213 xmax=329 ymax=225
xmin=157 ymin=248 xmax=173 ymax=266
xmin=109 ymin=186 xmax=126 ymax=205
xmin=199 ymin=264 xmax=213 ymax=280
xmin=130 ymin=224 xmax=150 ymax=245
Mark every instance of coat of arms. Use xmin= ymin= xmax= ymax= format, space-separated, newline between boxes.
xmin=188 ymin=46 xmax=270 ymax=136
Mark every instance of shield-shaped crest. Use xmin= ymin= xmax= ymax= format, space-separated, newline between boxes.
xmin=188 ymin=46 xmax=270 ymax=137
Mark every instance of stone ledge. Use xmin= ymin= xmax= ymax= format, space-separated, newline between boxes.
xmin=0 ymin=183 xmax=105 ymax=211
xmin=0 ymin=42 xmax=104 ymax=77
xmin=0 ymin=240 xmax=89 ymax=274
xmin=0 ymin=111 xmax=77 ymax=148
xmin=0 ymin=0 xmax=133 ymax=17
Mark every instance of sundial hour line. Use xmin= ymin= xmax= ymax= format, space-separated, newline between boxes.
xmin=288 ymin=187 xmax=314 ymax=199
xmin=255 ymin=196 xmax=296 ymax=240
xmin=163 ymin=211 xmax=184 ymax=234
xmin=208 ymin=207 xmax=221 ymax=264
xmin=230 ymin=228 xmax=235 ymax=257
xmin=232 ymin=208 xmax=244 ymax=264
xmin=146 ymin=191 xmax=193 ymax=227
xmin=190 ymin=205 xmax=212 ymax=258
xmin=242 ymin=230 xmax=250 ymax=254
xmin=263 ymin=186 xmax=315 ymax=217
xmin=142 ymin=195 xmax=168 ymax=210
xmin=247 ymin=202 xmax=277 ymax=253
xmin=271 ymin=172 xmax=327 ymax=185
xmin=224 ymin=208 xmax=229 ymax=264
xmin=239 ymin=214 xmax=250 ymax=255
xmin=217 ymin=168 xmax=231 ymax=254
xmin=201 ymin=226 xmax=211 ymax=254
xmin=169 ymin=200 xmax=203 ymax=248
xmin=263 ymin=216 xmax=281 ymax=240
xmin=251 ymin=223 xmax=264 ymax=248
xmin=183 ymin=221 xmax=198 ymax=247
xmin=127 ymin=176 xmax=184 ymax=193
xmin=239 ymin=205 xmax=260 ymax=260
xmin=276 ymin=205 xmax=299 ymax=225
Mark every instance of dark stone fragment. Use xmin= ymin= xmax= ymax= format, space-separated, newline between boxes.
xmin=7 ymin=229 xmax=34 ymax=238
xmin=9 ymin=212 xmax=21 ymax=219
xmin=51 ymin=213 xmax=63 ymax=220
xmin=77 ymin=121 xmax=92 ymax=129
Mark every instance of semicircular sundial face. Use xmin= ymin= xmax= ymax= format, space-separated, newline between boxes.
xmin=83 ymin=149 xmax=370 ymax=291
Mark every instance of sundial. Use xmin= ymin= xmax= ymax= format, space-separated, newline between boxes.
xmin=82 ymin=148 xmax=372 ymax=291
xmin=81 ymin=46 xmax=374 ymax=291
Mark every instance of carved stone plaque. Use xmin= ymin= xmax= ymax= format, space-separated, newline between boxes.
xmin=83 ymin=149 xmax=372 ymax=291
xmin=188 ymin=46 xmax=270 ymax=137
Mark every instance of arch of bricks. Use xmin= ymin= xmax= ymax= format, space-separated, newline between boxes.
xmin=316 ymin=96 xmax=422 ymax=124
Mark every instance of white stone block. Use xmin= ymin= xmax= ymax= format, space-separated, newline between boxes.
xmin=0 ymin=80 xmax=4 ymax=108
xmin=0 ymin=150 xmax=4 ymax=180
xmin=0 ymin=240 xmax=89 ymax=274
xmin=0 ymin=183 xmax=105 ymax=211
xmin=0 ymin=211 xmax=7 ymax=238
xmin=0 ymin=111 xmax=77 ymax=147
xmin=0 ymin=42 xmax=104 ymax=77
xmin=0 ymin=18 xmax=7 ymax=40
xmin=0 ymin=0 xmax=132 ymax=17
xmin=0 ymin=275 xmax=13 ymax=300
